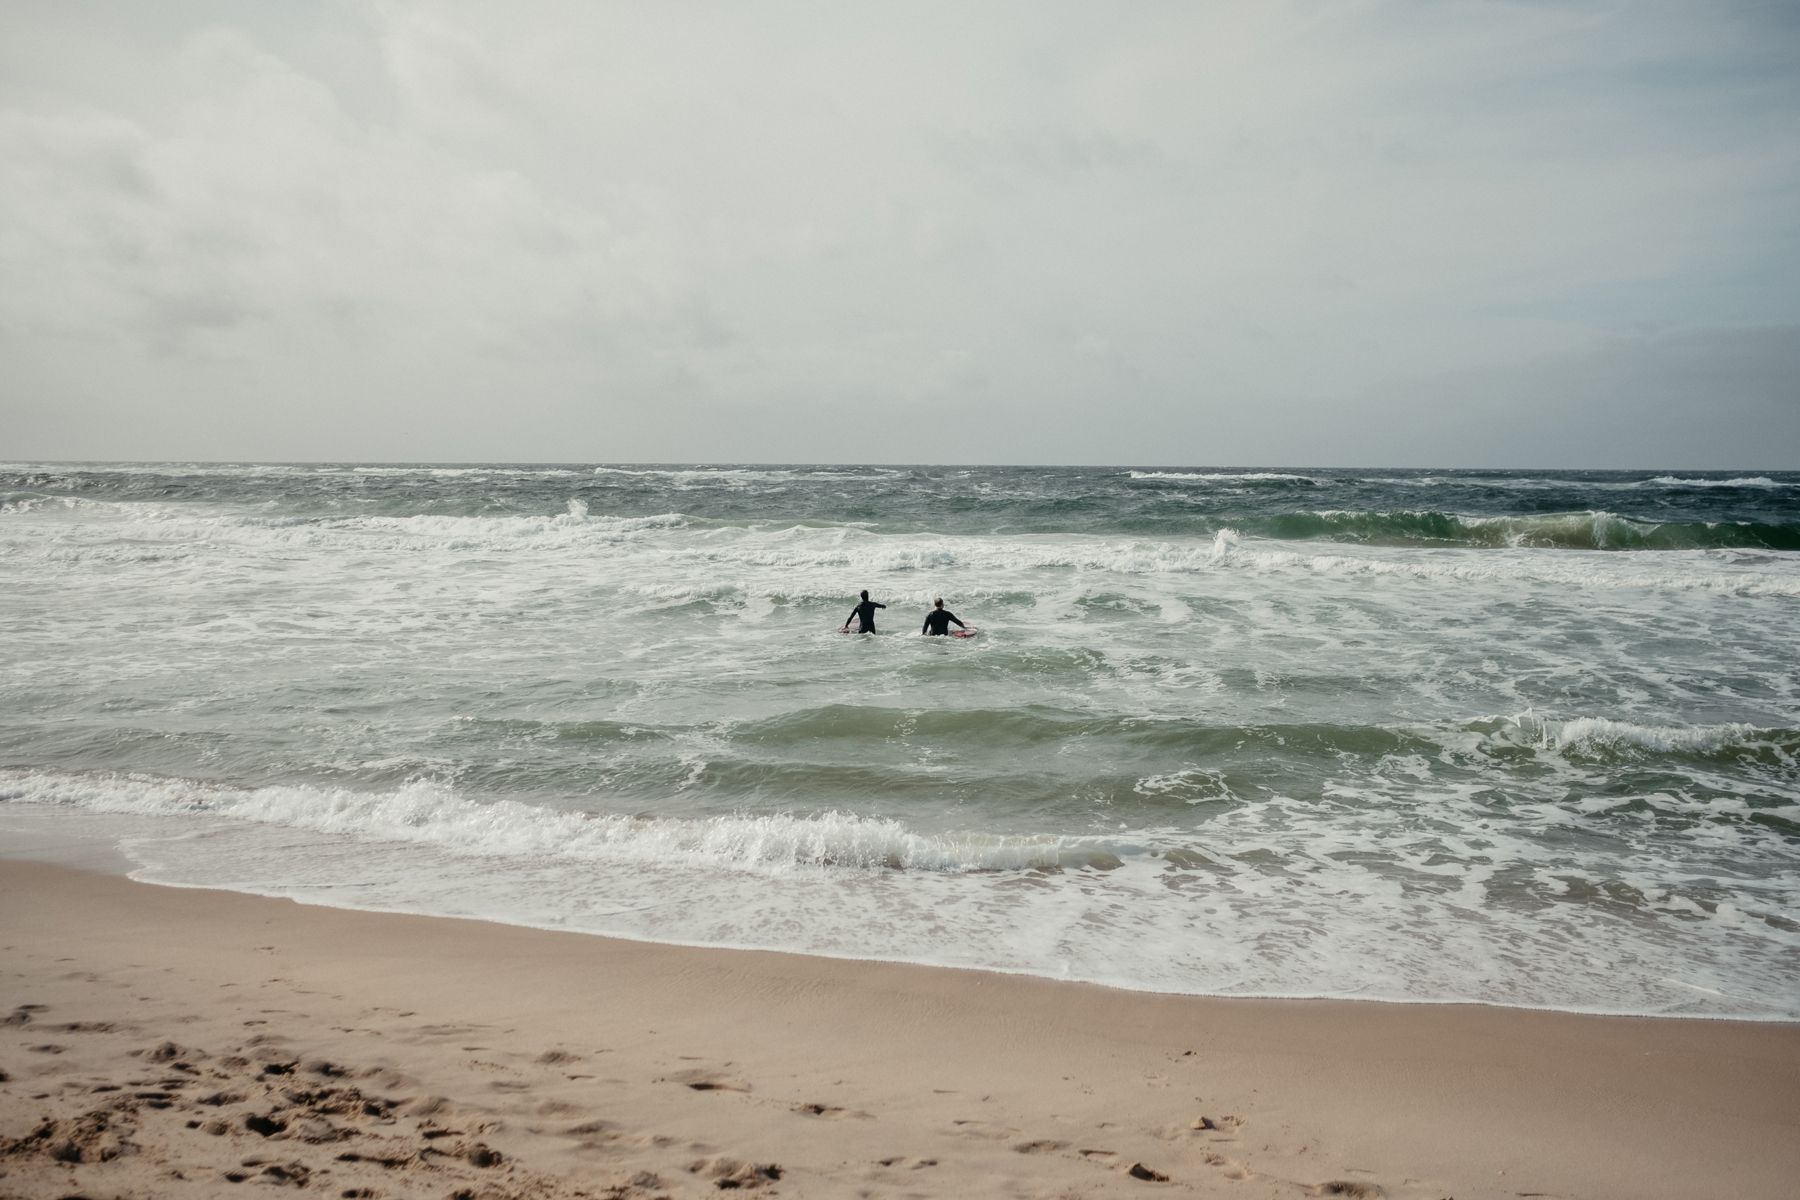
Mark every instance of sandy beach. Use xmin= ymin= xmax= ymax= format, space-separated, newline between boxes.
xmin=0 ymin=861 xmax=1794 ymax=1199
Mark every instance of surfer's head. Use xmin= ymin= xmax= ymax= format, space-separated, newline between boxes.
xmin=860 ymin=590 xmax=869 ymax=601
xmin=934 ymin=598 xmax=944 ymax=608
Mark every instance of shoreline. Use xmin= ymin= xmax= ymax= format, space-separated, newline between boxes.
xmin=3 ymin=860 xmax=1797 ymax=1199
xmin=5 ymin=796 xmax=1792 ymax=1026
xmin=89 ymin=876 xmax=1800 ymax=1025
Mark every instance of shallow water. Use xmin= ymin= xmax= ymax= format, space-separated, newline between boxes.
xmin=3 ymin=463 xmax=1797 ymax=1016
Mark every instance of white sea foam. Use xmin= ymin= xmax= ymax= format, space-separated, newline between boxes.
xmin=1471 ymin=715 xmax=1782 ymax=758
xmin=1548 ymin=718 xmax=1772 ymax=755
xmin=1457 ymin=509 xmax=1652 ymax=546
xmin=0 ymin=770 xmax=1083 ymax=874
xmin=1128 ymin=470 xmax=1321 ymax=484
xmin=1205 ymin=529 xmax=1800 ymax=596
xmin=0 ymin=463 xmax=593 ymax=480
xmin=591 ymin=466 xmax=904 ymax=484
xmin=1355 ymin=475 xmax=1793 ymax=492
xmin=348 ymin=466 xmax=587 ymax=478
xmin=10 ymin=498 xmax=1798 ymax=597
xmin=5 ymin=764 xmax=1794 ymax=1019
xmin=0 ymin=493 xmax=114 ymax=515
xmin=1646 ymin=475 xmax=1783 ymax=488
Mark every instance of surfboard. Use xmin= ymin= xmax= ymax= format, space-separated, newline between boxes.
xmin=950 ymin=626 xmax=978 ymax=638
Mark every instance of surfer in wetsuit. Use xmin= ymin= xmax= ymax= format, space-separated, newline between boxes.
xmin=843 ymin=590 xmax=886 ymax=633
xmin=922 ymin=598 xmax=966 ymax=636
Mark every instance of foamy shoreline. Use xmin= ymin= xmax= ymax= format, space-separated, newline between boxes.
xmin=2 ymin=860 xmax=1796 ymax=1199
xmin=4 ymin=792 xmax=1796 ymax=1022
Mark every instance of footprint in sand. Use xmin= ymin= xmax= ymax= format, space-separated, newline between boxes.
xmin=663 ymin=1067 xmax=751 ymax=1093
xmin=535 ymin=1048 xmax=581 ymax=1065
xmin=562 ymin=1118 xmax=620 ymax=1141
xmin=411 ymin=1022 xmax=488 ymax=1040
xmin=244 ymin=1113 xmax=288 ymax=1138
xmin=605 ymin=1169 xmax=668 ymax=1196
xmin=1079 ymin=1149 xmax=1172 ymax=1182
xmin=1200 ymin=1150 xmax=1255 ymax=1181
xmin=1309 ymin=1182 xmax=1385 ymax=1198
xmin=234 ymin=1157 xmax=312 ymax=1187
xmin=535 ymin=1099 xmax=584 ymax=1117
xmin=136 ymin=1040 xmax=199 ymax=1063
xmin=1194 ymin=1113 xmax=1245 ymax=1131
xmin=688 ymin=1156 xmax=783 ymax=1189
xmin=5 ymin=1108 xmax=138 ymax=1163
xmin=950 ymin=1118 xmax=1020 ymax=1141
xmin=791 ymin=1101 xmax=872 ymax=1120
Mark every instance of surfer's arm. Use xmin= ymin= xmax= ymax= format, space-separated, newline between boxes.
xmin=874 ymin=601 xmax=886 ymax=609
xmin=950 ymin=614 xmax=965 ymax=629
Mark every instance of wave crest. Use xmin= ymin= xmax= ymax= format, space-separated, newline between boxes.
xmin=1470 ymin=715 xmax=1794 ymax=762
xmin=0 ymin=770 xmax=1095 ymax=874
xmin=1129 ymin=470 xmax=1321 ymax=485
xmin=1646 ymin=476 xmax=1783 ymax=489
xmin=1265 ymin=509 xmax=1800 ymax=551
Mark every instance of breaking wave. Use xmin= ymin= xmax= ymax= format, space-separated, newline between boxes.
xmin=726 ymin=706 xmax=1800 ymax=766
xmin=0 ymin=769 xmax=1100 ymax=874
xmin=1129 ymin=470 xmax=1322 ymax=485
xmin=1259 ymin=509 xmax=1800 ymax=551
xmin=1470 ymin=715 xmax=1798 ymax=763
xmin=1647 ymin=476 xmax=1784 ymax=489
xmin=13 ymin=498 xmax=1799 ymax=595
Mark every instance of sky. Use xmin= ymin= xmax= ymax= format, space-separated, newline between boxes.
xmin=2 ymin=0 xmax=1797 ymax=467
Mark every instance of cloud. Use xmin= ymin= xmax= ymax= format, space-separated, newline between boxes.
xmin=0 ymin=0 xmax=1795 ymax=464
xmin=1305 ymin=324 xmax=1800 ymax=469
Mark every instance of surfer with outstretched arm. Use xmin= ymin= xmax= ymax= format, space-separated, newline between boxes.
xmin=843 ymin=590 xmax=885 ymax=633
xmin=921 ymin=597 xmax=966 ymax=636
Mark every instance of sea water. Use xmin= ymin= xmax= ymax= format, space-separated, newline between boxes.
xmin=2 ymin=463 xmax=1796 ymax=1018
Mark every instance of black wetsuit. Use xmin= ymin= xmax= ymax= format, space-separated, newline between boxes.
xmin=847 ymin=599 xmax=885 ymax=633
xmin=922 ymin=608 xmax=964 ymax=636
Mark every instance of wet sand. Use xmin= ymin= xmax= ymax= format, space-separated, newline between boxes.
xmin=2 ymin=860 xmax=1796 ymax=1199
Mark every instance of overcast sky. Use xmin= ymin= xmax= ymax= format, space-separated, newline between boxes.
xmin=3 ymin=1 xmax=1796 ymax=466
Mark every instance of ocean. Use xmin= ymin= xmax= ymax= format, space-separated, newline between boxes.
xmin=2 ymin=462 xmax=1796 ymax=1019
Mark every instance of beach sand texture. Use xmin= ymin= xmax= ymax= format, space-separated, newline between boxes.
xmin=2 ymin=862 xmax=1796 ymax=1200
